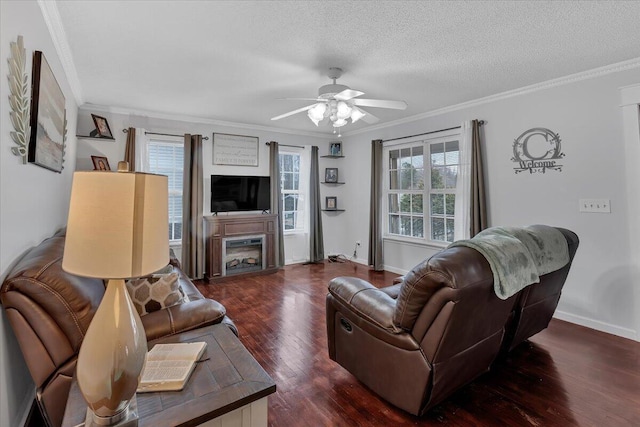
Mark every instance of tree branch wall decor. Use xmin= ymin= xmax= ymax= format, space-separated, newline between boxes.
xmin=7 ymin=35 xmax=30 ymax=163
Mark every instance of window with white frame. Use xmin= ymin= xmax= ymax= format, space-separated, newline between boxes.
xmin=384 ymin=131 xmax=460 ymax=244
xmin=147 ymin=140 xmax=184 ymax=242
xmin=279 ymin=151 xmax=305 ymax=232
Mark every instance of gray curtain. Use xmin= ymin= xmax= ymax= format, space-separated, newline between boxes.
xmin=470 ymin=120 xmax=488 ymax=236
xmin=123 ymin=127 xmax=136 ymax=171
xmin=269 ymin=141 xmax=285 ymax=267
xmin=182 ymin=134 xmax=204 ymax=279
xmin=368 ymin=139 xmax=384 ymax=271
xmin=309 ymin=146 xmax=324 ymax=262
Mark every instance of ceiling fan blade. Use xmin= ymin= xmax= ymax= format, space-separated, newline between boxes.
xmin=334 ymin=89 xmax=364 ymax=101
xmin=277 ymin=98 xmax=325 ymax=102
xmin=352 ymin=99 xmax=408 ymax=110
xmin=271 ymin=104 xmax=317 ymax=121
xmin=360 ymin=109 xmax=380 ymax=124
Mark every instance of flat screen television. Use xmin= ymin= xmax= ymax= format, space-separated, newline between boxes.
xmin=211 ymin=175 xmax=271 ymax=212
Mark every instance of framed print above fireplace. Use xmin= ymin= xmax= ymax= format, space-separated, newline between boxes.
xmin=213 ymin=133 xmax=259 ymax=166
xmin=28 ymin=51 xmax=66 ymax=173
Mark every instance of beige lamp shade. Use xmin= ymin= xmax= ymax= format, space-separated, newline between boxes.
xmin=63 ymin=171 xmax=169 ymax=279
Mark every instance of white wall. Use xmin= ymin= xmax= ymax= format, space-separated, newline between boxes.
xmin=76 ymin=107 xmax=329 ymax=264
xmin=339 ymin=68 xmax=640 ymax=340
xmin=0 ymin=1 xmax=79 ymax=425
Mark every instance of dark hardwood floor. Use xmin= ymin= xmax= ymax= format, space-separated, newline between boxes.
xmin=196 ymin=262 xmax=640 ymax=426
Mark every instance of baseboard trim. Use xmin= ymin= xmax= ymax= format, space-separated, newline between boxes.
xmin=284 ymin=259 xmax=309 ymax=266
xmin=554 ymin=310 xmax=638 ymax=341
xmin=382 ymin=265 xmax=409 ymax=276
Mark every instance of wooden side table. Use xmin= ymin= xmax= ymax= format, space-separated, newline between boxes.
xmin=62 ymin=324 xmax=276 ymax=427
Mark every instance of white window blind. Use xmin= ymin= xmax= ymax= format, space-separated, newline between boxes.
xmin=147 ymin=140 xmax=184 ymax=242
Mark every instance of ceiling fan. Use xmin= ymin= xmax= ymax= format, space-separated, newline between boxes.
xmin=271 ymin=67 xmax=408 ymax=135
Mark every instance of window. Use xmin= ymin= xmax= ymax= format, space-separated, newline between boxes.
xmin=384 ymin=131 xmax=460 ymax=244
xmin=279 ymin=152 xmax=304 ymax=232
xmin=147 ymin=140 xmax=184 ymax=242
xmin=429 ymin=140 xmax=459 ymax=243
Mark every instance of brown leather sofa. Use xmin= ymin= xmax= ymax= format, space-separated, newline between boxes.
xmin=0 ymin=228 xmax=236 ymax=427
xmin=326 ymin=227 xmax=578 ymax=416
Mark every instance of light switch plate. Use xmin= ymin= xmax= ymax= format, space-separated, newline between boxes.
xmin=579 ymin=199 xmax=611 ymax=213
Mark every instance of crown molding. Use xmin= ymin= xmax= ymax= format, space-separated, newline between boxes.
xmin=37 ymin=0 xmax=84 ymax=104
xmin=344 ymin=56 xmax=640 ymax=137
xmin=79 ymin=103 xmax=336 ymax=139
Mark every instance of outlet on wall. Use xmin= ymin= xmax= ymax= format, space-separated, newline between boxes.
xmin=579 ymin=198 xmax=611 ymax=213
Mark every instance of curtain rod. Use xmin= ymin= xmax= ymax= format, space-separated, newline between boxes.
xmin=381 ymin=120 xmax=485 ymax=143
xmin=122 ymin=128 xmax=210 ymax=141
xmin=265 ymin=141 xmax=305 ymax=149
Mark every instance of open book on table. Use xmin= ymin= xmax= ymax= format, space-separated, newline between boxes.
xmin=137 ymin=341 xmax=207 ymax=392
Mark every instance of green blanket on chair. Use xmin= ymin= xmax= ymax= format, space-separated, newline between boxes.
xmin=449 ymin=225 xmax=569 ymax=300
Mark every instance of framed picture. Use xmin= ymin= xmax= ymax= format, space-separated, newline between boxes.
xmin=91 ymin=155 xmax=111 ymax=171
xmin=329 ymin=141 xmax=343 ymax=156
xmin=28 ymin=51 xmax=66 ymax=173
xmin=213 ymin=133 xmax=259 ymax=166
xmin=326 ymin=196 xmax=337 ymax=210
xmin=91 ymin=114 xmax=114 ymax=138
xmin=325 ymin=168 xmax=338 ymax=183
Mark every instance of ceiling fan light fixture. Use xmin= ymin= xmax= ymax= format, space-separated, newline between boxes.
xmin=307 ymin=103 xmax=326 ymax=125
xmin=350 ymin=108 xmax=366 ymax=123
xmin=307 ymin=112 xmax=321 ymax=126
xmin=332 ymin=118 xmax=347 ymax=127
xmin=336 ymin=101 xmax=352 ymax=120
xmin=273 ymin=67 xmax=407 ymax=133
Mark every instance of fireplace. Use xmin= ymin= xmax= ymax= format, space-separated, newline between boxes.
xmin=222 ymin=234 xmax=266 ymax=276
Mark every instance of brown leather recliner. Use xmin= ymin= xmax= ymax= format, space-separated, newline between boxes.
xmin=326 ymin=227 xmax=578 ymax=416
xmin=0 ymin=229 xmax=236 ymax=427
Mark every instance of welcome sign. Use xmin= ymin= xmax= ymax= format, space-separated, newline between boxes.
xmin=511 ymin=128 xmax=564 ymax=174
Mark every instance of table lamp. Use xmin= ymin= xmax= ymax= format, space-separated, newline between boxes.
xmin=62 ymin=168 xmax=169 ymax=426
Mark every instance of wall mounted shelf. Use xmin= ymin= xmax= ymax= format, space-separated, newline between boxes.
xmin=321 ymin=182 xmax=345 ymax=185
xmin=76 ymin=135 xmax=115 ymax=141
xmin=322 ymin=209 xmax=346 ymax=212
xmin=320 ymin=155 xmax=344 ymax=159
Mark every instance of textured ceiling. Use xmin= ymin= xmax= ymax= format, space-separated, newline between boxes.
xmin=55 ymin=1 xmax=640 ymax=135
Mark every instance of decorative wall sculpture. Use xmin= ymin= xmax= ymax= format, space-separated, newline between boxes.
xmin=511 ymin=128 xmax=564 ymax=174
xmin=8 ymin=35 xmax=30 ymax=163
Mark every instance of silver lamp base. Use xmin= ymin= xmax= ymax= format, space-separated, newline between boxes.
xmin=84 ymin=396 xmax=139 ymax=427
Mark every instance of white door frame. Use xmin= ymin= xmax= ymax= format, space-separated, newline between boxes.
xmin=620 ymin=83 xmax=640 ymax=341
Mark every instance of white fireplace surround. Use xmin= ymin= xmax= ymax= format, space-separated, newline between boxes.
xmin=221 ymin=234 xmax=267 ymax=277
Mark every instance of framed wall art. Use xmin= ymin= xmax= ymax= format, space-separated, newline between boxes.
xmin=91 ymin=114 xmax=114 ymax=138
xmin=325 ymin=168 xmax=338 ymax=183
xmin=213 ymin=133 xmax=259 ymax=166
xmin=91 ymin=155 xmax=111 ymax=171
xmin=329 ymin=141 xmax=342 ymax=156
xmin=28 ymin=51 xmax=66 ymax=173
xmin=326 ymin=196 xmax=337 ymax=210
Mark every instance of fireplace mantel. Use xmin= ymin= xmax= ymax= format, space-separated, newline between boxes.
xmin=204 ymin=214 xmax=278 ymax=282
